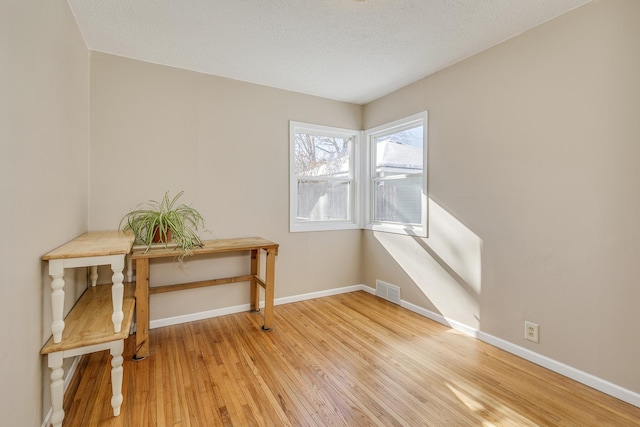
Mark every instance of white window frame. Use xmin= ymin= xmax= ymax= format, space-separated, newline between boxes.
xmin=289 ymin=121 xmax=361 ymax=232
xmin=363 ymin=112 xmax=428 ymax=237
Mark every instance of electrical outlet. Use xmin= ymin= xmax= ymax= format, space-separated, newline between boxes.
xmin=525 ymin=321 xmax=539 ymax=343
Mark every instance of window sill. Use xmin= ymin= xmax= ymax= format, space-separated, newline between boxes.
xmin=365 ymin=223 xmax=427 ymax=238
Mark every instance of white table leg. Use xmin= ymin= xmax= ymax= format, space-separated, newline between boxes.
xmin=49 ymin=260 xmax=65 ymax=343
xmin=126 ymin=253 xmax=133 ymax=283
xmin=90 ymin=266 xmax=99 ymax=287
xmin=48 ymin=352 xmax=65 ymax=427
xmin=110 ymin=257 xmax=125 ymax=333
xmin=110 ymin=340 xmax=125 ymax=416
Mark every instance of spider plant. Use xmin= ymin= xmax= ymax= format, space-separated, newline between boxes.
xmin=119 ymin=191 xmax=205 ymax=258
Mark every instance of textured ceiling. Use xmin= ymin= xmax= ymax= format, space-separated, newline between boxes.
xmin=67 ymin=0 xmax=591 ymax=104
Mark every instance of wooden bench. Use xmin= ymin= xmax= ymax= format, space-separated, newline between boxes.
xmin=41 ymin=283 xmax=135 ymax=427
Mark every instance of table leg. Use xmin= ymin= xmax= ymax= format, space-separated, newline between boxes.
xmin=111 ymin=256 xmax=125 ymax=333
xmin=110 ymin=340 xmax=125 ymax=416
xmin=90 ymin=266 xmax=98 ymax=287
xmin=250 ymin=249 xmax=260 ymax=312
xmin=134 ymin=258 xmax=149 ymax=360
xmin=49 ymin=260 xmax=65 ymax=343
xmin=262 ymin=248 xmax=276 ymax=331
xmin=126 ymin=253 xmax=133 ymax=283
xmin=48 ymin=352 xmax=65 ymax=427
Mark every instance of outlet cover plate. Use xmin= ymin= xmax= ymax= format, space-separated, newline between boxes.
xmin=525 ymin=321 xmax=539 ymax=343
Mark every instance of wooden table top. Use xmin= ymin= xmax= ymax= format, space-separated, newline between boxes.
xmin=40 ymin=283 xmax=135 ymax=354
xmin=42 ymin=230 xmax=135 ymax=260
xmin=132 ymin=237 xmax=279 ymax=259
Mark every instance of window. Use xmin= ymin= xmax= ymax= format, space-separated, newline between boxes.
xmin=289 ymin=112 xmax=427 ymax=235
xmin=365 ymin=112 xmax=428 ymax=237
xmin=290 ymin=122 xmax=360 ymax=232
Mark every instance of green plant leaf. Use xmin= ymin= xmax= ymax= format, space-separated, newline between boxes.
xmin=119 ymin=191 xmax=206 ymax=257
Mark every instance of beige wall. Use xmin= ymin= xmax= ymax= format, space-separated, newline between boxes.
xmin=88 ymin=52 xmax=363 ymax=320
xmin=5 ymin=0 xmax=639 ymax=424
xmin=363 ymin=0 xmax=640 ymax=393
xmin=1 ymin=0 xmax=90 ymax=424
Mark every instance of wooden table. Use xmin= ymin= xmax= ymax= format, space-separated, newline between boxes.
xmin=42 ymin=230 xmax=135 ymax=343
xmin=131 ymin=237 xmax=279 ymax=360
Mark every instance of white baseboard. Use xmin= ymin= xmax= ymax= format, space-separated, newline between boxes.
xmin=477 ymin=331 xmax=640 ymax=407
xmin=151 ymin=284 xmax=640 ymax=408
xmin=149 ymin=284 xmax=367 ymax=329
xmin=43 ymin=282 xmax=640 ymax=427
xmin=399 ymin=298 xmax=640 ymax=408
xmin=40 ymin=284 xmax=640 ymax=427
xmin=151 ymin=302 xmax=255 ymax=329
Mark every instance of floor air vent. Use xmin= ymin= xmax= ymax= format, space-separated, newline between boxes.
xmin=376 ymin=280 xmax=401 ymax=305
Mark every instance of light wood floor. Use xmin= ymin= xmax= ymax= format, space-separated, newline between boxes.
xmin=61 ymin=291 xmax=640 ymax=426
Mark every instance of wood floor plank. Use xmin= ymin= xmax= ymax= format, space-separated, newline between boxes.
xmin=60 ymin=291 xmax=640 ymax=426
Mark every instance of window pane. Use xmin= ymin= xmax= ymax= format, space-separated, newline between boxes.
xmin=297 ymin=180 xmax=350 ymax=221
xmin=371 ymin=122 xmax=424 ymax=227
xmin=294 ymin=133 xmax=352 ymax=177
xmin=373 ymin=176 xmax=422 ymax=224
xmin=375 ymin=126 xmax=423 ymax=178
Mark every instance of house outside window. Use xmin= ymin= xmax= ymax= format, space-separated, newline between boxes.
xmin=289 ymin=122 xmax=360 ymax=232
xmin=365 ymin=112 xmax=428 ymax=237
